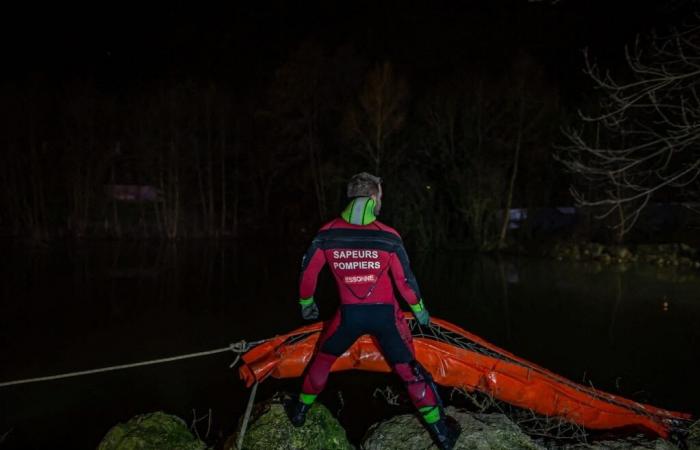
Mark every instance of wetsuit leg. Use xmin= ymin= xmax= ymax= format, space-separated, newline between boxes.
xmin=374 ymin=340 xmax=439 ymax=408
xmin=368 ymin=305 xmax=458 ymax=448
xmin=393 ymin=361 xmax=439 ymax=408
xmin=301 ymin=306 xmax=366 ymax=396
xmin=302 ymin=352 xmax=338 ymax=395
xmin=355 ymin=304 xmax=440 ymax=409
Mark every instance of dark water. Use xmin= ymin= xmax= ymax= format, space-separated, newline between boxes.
xmin=1 ymin=241 xmax=699 ymax=449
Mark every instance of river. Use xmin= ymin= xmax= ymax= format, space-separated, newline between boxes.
xmin=0 ymin=241 xmax=698 ymax=448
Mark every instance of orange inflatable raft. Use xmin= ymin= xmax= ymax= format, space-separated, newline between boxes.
xmin=239 ymin=314 xmax=691 ymax=438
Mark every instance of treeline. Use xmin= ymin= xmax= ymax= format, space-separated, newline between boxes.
xmin=0 ymin=43 xmax=570 ymax=248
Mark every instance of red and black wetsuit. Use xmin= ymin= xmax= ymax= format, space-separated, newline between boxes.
xmin=299 ymin=216 xmax=439 ymax=409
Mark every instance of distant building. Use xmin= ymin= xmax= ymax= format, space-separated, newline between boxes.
xmin=104 ymin=185 xmax=162 ymax=202
xmin=503 ymin=207 xmax=578 ymax=232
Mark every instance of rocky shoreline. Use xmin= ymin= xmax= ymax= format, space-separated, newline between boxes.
xmin=548 ymin=242 xmax=700 ymax=269
xmin=98 ymin=399 xmax=700 ymax=450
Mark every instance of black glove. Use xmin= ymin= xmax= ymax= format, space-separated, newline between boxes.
xmin=299 ymin=298 xmax=319 ymax=321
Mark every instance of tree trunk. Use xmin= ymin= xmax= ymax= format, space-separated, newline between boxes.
xmin=194 ymin=140 xmax=209 ymax=235
xmin=307 ymin=119 xmax=326 ymax=221
xmin=498 ymin=98 xmax=525 ymax=249
xmin=220 ymin=124 xmax=227 ymax=236
xmin=206 ymin=97 xmax=215 ymax=236
xmin=111 ymin=160 xmax=122 ymax=238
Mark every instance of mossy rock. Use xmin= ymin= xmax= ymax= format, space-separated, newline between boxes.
xmin=97 ymin=411 xmax=206 ymax=450
xmin=680 ymin=243 xmax=697 ymax=256
xmin=688 ymin=420 xmax=700 ymax=450
xmin=228 ymin=400 xmax=353 ymax=450
xmin=362 ymin=406 xmax=543 ymax=450
xmin=559 ymin=431 xmax=680 ymax=449
xmin=587 ymin=243 xmax=605 ymax=258
xmin=608 ymin=246 xmax=632 ymax=260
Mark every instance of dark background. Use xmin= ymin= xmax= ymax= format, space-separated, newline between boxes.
xmin=2 ymin=2 xmax=700 ymax=448
xmin=1 ymin=2 xmax=691 ymax=85
xmin=1 ymin=1 xmax=698 ymax=247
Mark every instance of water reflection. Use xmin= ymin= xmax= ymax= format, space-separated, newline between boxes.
xmin=413 ymin=251 xmax=700 ymax=412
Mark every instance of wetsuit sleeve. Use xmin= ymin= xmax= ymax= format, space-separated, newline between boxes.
xmin=299 ymin=237 xmax=327 ymax=300
xmin=389 ymin=242 xmax=423 ymax=305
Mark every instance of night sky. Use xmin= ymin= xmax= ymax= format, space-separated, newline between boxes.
xmin=3 ymin=1 xmax=694 ymax=94
xmin=2 ymin=0 xmax=699 ymax=243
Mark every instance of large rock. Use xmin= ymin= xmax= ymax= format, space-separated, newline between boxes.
xmin=227 ymin=400 xmax=353 ymax=450
xmin=362 ymin=406 xmax=544 ymax=450
xmin=362 ymin=407 xmax=685 ymax=450
xmin=97 ymin=411 xmax=206 ymax=450
xmin=689 ymin=420 xmax=700 ymax=450
xmin=562 ymin=435 xmax=679 ymax=449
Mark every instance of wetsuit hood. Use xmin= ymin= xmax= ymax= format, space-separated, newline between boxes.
xmin=341 ymin=197 xmax=377 ymax=225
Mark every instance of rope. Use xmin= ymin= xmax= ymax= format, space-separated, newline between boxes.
xmin=236 ymin=381 xmax=259 ymax=450
xmin=0 ymin=339 xmax=265 ymax=388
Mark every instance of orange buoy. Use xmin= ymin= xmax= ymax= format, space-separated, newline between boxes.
xmin=239 ymin=314 xmax=691 ymax=438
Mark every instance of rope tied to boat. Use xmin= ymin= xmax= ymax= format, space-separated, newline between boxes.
xmin=228 ymin=340 xmax=254 ymax=369
xmin=0 ymin=338 xmax=267 ymax=389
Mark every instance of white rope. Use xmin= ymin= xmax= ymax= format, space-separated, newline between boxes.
xmin=236 ymin=381 xmax=259 ymax=450
xmin=0 ymin=340 xmax=262 ymax=388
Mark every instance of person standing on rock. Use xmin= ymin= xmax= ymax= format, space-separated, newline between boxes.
xmin=285 ymin=172 xmax=461 ymax=450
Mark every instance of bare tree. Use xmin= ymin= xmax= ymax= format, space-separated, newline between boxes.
xmin=266 ymin=42 xmax=329 ymax=221
xmin=344 ymin=62 xmax=408 ymax=175
xmin=422 ymin=54 xmax=558 ymax=250
xmin=559 ymin=21 xmax=700 ymax=240
xmin=422 ymin=76 xmax=507 ymax=250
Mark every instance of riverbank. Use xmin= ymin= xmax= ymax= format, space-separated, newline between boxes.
xmin=547 ymin=242 xmax=700 ymax=268
xmin=97 ymin=399 xmax=699 ymax=450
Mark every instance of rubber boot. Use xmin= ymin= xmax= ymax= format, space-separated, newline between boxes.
xmin=284 ymin=398 xmax=311 ymax=427
xmin=426 ymin=415 xmax=461 ymax=450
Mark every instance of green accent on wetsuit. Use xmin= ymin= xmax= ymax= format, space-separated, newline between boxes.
xmin=419 ymin=405 xmax=441 ymax=424
xmin=410 ymin=299 xmax=426 ymax=313
xmin=341 ymin=197 xmax=376 ymax=225
xmin=299 ymin=297 xmax=315 ymax=306
xmin=299 ymin=393 xmax=317 ymax=405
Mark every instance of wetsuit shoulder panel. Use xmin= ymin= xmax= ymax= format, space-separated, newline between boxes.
xmin=372 ymin=220 xmax=401 ymax=237
xmin=314 ymin=227 xmax=402 ymax=252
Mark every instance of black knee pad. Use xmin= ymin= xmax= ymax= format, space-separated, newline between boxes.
xmin=408 ymin=360 xmax=442 ymax=407
xmin=409 ymin=361 xmax=431 ymax=380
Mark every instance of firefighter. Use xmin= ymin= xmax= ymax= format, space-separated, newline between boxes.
xmin=286 ymin=172 xmax=460 ymax=450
